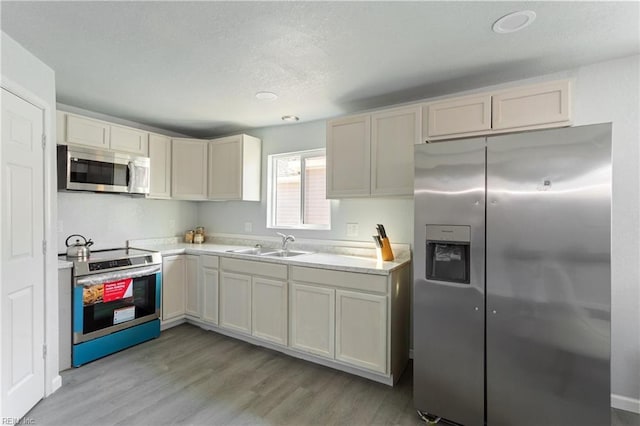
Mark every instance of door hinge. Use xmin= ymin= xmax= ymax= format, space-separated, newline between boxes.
xmin=42 ymin=133 xmax=46 ymax=149
xmin=42 ymin=344 xmax=47 ymax=359
xmin=42 ymin=240 xmax=47 ymax=255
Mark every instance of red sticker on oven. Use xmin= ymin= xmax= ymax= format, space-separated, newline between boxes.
xmin=103 ymin=278 xmax=133 ymax=302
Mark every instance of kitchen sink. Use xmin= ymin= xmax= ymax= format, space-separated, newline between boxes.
xmin=259 ymin=250 xmax=313 ymax=258
xmin=227 ymin=247 xmax=313 ymax=257
xmin=226 ymin=247 xmax=268 ymax=255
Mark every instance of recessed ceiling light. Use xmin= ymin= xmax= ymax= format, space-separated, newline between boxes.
xmin=281 ymin=115 xmax=299 ymax=122
xmin=255 ymin=91 xmax=278 ymax=101
xmin=492 ymin=10 xmax=536 ymax=34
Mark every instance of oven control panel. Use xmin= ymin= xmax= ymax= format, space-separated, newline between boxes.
xmin=87 ymin=255 xmax=156 ymax=272
xmin=89 ymin=259 xmax=132 ymax=271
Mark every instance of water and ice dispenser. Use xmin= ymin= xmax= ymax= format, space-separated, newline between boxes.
xmin=425 ymin=225 xmax=471 ymax=284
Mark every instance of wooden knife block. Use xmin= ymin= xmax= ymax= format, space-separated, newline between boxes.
xmin=380 ymin=237 xmax=394 ymax=261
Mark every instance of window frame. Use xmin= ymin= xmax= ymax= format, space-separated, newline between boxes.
xmin=267 ymin=148 xmax=331 ymax=230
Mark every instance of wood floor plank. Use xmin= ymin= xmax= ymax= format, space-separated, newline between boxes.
xmin=26 ymin=324 xmax=639 ymax=426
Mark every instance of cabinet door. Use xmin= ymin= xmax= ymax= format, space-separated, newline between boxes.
xmin=371 ymin=106 xmax=420 ymax=196
xmin=252 ymin=277 xmax=287 ymax=345
xmin=110 ymin=124 xmax=148 ymax=155
xmin=219 ymin=272 xmax=252 ymax=334
xmin=171 ymin=138 xmax=208 ymax=200
xmin=147 ymin=134 xmax=172 ymax=199
xmin=492 ymin=80 xmax=571 ymax=131
xmin=65 ymin=114 xmax=110 ymax=149
xmin=425 ymin=94 xmax=491 ymax=139
xmin=201 ymin=266 xmax=219 ymax=326
xmin=208 ymin=136 xmax=242 ymax=200
xmin=290 ymin=283 xmax=335 ymax=358
xmin=184 ymin=255 xmax=200 ymax=318
xmin=162 ymin=255 xmax=185 ymax=321
xmin=326 ymin=114 xmax=371 ymax=198
xmin=336 ymin=290 xmax=387 ymax=373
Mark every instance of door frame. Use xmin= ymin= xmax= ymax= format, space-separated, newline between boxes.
xmin=1 ymin=75 xmax=61 ymax=399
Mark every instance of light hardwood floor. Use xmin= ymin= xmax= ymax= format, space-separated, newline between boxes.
xmin=27 ymin=324 xmax=638 ymax=425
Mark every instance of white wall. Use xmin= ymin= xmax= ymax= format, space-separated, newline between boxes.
xmin=198 ymin=55 xmax=640 ymax=406
xmin=57 ymin=193 xmax=198 ymax=253
xmin=197 ymin=120 xmax=414 ymax=244
xmin=1 ymin=31 xmax=59 ymax=396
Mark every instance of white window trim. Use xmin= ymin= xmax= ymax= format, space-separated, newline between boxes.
xmin=267 ymin=148 xmax=331 ymax=230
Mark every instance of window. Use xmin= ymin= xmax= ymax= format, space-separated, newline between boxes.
xmin=268 ymin=149 xmax=331 ymax=229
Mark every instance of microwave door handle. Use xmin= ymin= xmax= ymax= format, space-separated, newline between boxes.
xmin=127 ymin=161 xmax=135 ymax=193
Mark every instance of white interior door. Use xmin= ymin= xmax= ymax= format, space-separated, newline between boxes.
xmin=1 ymin=88 xmax=45 ymax=419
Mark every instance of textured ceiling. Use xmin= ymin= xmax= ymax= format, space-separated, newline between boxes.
xmin=2 ymin=1 xmax=639 ymax=137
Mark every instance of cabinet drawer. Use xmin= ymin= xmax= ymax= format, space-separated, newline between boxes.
xmin=201 ymin=254 xmax=219 ymax=269
xmin=290 ymin=266 xmax=387 ymax=294
xmin=221 ymin=257 xmax=287 ymax=280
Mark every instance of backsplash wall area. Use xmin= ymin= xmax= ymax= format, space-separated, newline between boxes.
xmin=57 ymin=192 xmax=197 ymax=253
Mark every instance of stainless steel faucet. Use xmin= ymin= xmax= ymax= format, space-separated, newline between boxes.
xmin=277 ymin=232 xmax=295 ymax=251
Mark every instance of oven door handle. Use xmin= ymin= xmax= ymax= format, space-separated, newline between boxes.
xmin=75 ymin=264 xmax=162 ymax=286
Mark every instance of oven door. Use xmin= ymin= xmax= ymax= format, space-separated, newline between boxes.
xmin=73 ymin=265 xmax=162 ymax=344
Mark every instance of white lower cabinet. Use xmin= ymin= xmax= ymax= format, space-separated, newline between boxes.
xmin=336 ymin=290 xmax=387 ymax=373
xmin=289 ymin=283 xmax=335 ymax=358
xmin=184 ymin=255 xmax=199 ymax=318
xmin=161 ymin=252 xmax=410 ymax=385
xmin=219 ymin=271 xmax=252 ymax=334
xmin=161 ymin=255 xmax=186 ymax=321
xmin=251 ymin=277 xmax=287 ymax=345
xmin=200 ymin=255 xmax=219 ymax=326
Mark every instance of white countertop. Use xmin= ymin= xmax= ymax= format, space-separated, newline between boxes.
xmin=130 ymin=242 xmax=410 ymax=275
xmin=58 ymin=259 xmax=73 ymax=269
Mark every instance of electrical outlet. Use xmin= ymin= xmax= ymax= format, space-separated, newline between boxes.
xmin=244 ymin=222 xmax=253 ymax=233
xmin=346 ymin=223 xmax=359 ymax=237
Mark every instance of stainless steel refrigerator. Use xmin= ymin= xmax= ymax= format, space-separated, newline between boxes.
xmin=413 ymin=124 xmax=611 ymax=426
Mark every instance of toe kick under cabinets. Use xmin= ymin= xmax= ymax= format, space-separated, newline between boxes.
xmin=160 ymin=253 xmax=411 ymax=385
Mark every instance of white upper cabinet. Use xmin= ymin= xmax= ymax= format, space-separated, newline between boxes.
xmin=109 ymin=124 xmax=148 ymax=156
xmin=147 ymin=134 xmax=172 ymax=199
xmin=327 ymin=107 xmax=419 ymax=198
xmin=423 ymin=80 xmax=572 ymax=141
xmin=208 ymin=134 xmax=261 ymax=201
xmin=171 ymin=138 xmax=208 ymax=200
xmin=60 ymin=112 xmax=149 ymax=155
xmin=371 ymin=106 xmax=420 ymax=196
xmin=64 ymin=113 xmax=110 ymax=149
xmin=326 ymin=114 xmax=371 ymax=198
xmin=425 ymin=94 xmax=492 ymax=138
xmin=492 ymin=80 xmax=571 ymax=130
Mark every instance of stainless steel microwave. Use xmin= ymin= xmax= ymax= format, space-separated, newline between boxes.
xmin=57 ymin=145 xmax=150 ymax=195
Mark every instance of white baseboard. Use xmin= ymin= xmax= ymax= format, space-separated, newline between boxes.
xmin=50 ymin=374 xmax=62 ymax=394
xmin=611 ymin=394 xmax=640 ymax=413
